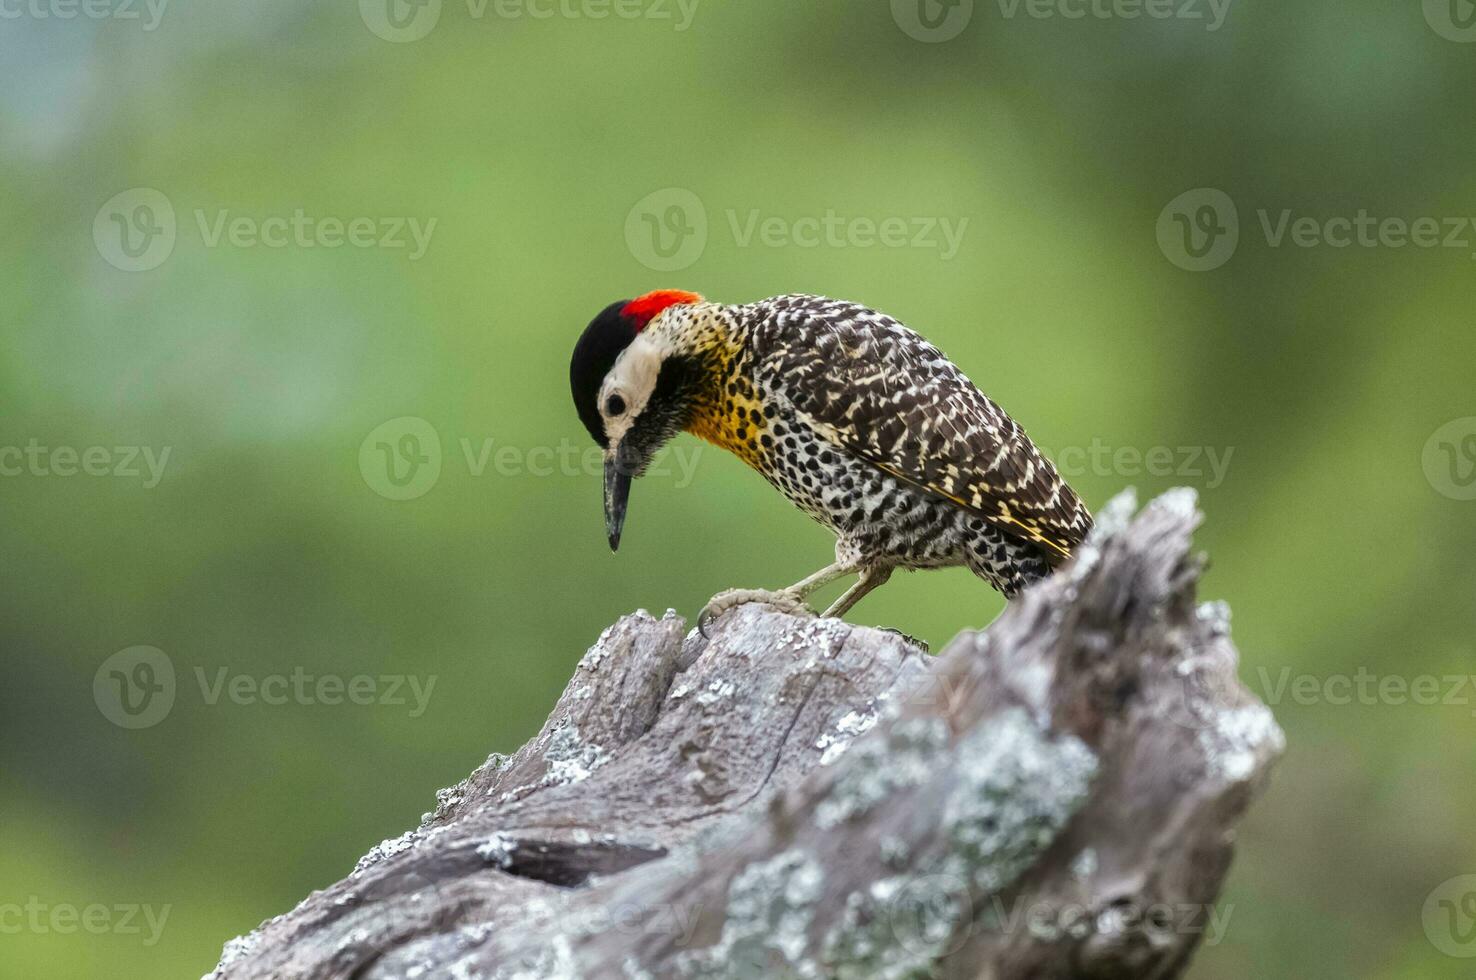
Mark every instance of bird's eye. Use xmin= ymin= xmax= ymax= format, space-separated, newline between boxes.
xmin=605 ymin=394 xmax=627 ymax=417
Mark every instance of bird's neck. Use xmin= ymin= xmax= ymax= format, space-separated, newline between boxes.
xmin=652 ymin=307 xmax=766 ymax=468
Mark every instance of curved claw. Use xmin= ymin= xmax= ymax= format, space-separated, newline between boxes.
xmin=876 ymin=626 xmax=929 ymax=653
xmin=697 ymin=588 xmax=816 ymax=640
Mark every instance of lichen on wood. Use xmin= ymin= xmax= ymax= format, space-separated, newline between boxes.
xmin=206 ymin=489 xmax=1283 ymax=980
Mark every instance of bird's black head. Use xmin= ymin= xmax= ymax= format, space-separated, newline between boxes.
xmin=569 ymin=290 xmax=705 ymax=551
xmin=570 ymin=300 xmax=640 ymax=449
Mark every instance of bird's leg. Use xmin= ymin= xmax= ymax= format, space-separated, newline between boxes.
xmin=698 ymin=560 xmax=859 ymax=637
xmin=820 ymin=567 xmax=928 ymax=650
xmin=785 ymin=560 xmax=860 ymax=600
xmin=820 ymin=565 xmax=893 ymax=619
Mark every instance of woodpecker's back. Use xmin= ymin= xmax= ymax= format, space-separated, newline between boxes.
xmin=691 ymin=294 xmax=1093 ymax=598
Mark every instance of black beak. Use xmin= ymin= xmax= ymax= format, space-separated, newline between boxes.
xmin=604 ymin=445 xmax=635 ymax=552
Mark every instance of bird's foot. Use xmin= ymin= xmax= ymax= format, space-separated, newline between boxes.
xmin=697 ymin=588 xmax=816 ymax=638
xmin=876 ymin=627 xmax=929 ymax=653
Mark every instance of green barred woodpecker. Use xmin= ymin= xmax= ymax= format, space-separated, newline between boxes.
xmin=570 ymin=290 xmax=1093 ymax=633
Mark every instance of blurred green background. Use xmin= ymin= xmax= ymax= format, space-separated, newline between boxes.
xmin=3 ymin=0 xmax=1474 ymax=976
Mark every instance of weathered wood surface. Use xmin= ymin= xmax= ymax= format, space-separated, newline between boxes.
xmin=207 ymin=489 xmax=1283 ymax=980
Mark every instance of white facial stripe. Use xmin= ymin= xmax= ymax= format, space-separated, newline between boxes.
xmin=600 ymin=334 xmax=664 ymax=446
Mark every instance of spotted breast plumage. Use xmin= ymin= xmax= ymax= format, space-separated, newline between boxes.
xmin=569 ymin=290 xmax=1093 ymax=632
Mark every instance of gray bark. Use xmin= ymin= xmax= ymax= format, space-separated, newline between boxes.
xmin=206 ymin=489 xmax=1283 ymax=980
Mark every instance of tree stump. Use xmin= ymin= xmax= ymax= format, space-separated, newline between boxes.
xmin=206 ymin=489 xmax=1283 ymax=980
